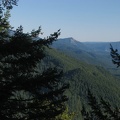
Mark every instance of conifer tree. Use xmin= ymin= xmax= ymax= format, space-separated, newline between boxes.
xmin=81 ymin=89 xmax=120 ymax=120
xmin=81 ymin=45 xmax=120 ymax=120
xmin=0 ymin=1 xmax=69 ymax=119
xmin=110 ymin=44 xmax=120 ymax=67
xmin=0 ymin=0 xmax=18 ymax=9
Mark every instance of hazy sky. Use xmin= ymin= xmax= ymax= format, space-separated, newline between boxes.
xmin=9 ymin=0 xmax=120 ymax=42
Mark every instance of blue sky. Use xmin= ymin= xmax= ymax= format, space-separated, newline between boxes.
xmin=9 ymin=0 xmax=120 ymax=42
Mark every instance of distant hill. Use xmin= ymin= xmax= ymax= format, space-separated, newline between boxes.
xmin=52 ymin=38 xmax=120 ymax=78
xmin=83 ymin=41 xmax=120 ymax=52
xmin=52 ymin=37 xmax=90 ymax=51
xmin=52 ymin=37 xmax=100 ymax=65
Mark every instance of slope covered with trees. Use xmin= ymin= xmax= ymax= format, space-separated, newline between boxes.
xmin=42 ymin=48 xmax=120 ymax=119
xmin=52 ymin=38 xmax=120 ymax=79
xmin=81 ymin=89 xmax=120 ymax=120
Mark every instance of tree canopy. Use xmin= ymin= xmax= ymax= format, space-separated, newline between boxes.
xmin=0 ymin=1 xmax=69 ymax=119
xmin=81 ymin=89 xmax=120 ymax=120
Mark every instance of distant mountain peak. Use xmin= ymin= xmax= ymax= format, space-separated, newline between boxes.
xmin=52 ymin=37 xmax=90 ymax=52
xmin=58 ymin=37 xmax=79 ymax=45
xmin=63 ymin=37 xmax=77 ymax=41
xmin=69 ymin=38 xmax=78 ymax=45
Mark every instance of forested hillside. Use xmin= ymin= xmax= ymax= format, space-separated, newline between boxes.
xmin=52 ymin=38 xmax=120 ymax=78
xmin=41 ymin=48 xmax=120 ymax=120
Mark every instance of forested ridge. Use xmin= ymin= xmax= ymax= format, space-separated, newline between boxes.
xmin=41 ymin=48 xmax=120 ymax=119
xmin=52 ymin=38 xmax=120 ymax=79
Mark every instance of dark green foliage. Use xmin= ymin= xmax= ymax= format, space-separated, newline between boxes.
xmin=0 ymin=5 xmax=69 ymax=120
xmin=110 ymin=44 xmax=120 ymax=68
xmin=42 ymin=48 xmax=120 ymax=119
xmin=81 ymin=90 xmax=106 ymax=120
xmin=87 ymin=89 xmax=106 ymax=120
xmin=0 ymin=0 xmax=18 ymax=10
xmin=81 ymin=89 xmax=120 ymax=120
xmin=0 ymin=29 xmax=68 ymax=119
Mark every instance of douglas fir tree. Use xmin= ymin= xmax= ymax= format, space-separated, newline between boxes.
xmin=0 ymin=1 xmax=69 ymax=119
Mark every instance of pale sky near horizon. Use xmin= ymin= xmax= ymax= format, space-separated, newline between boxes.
xmin=9 ymin=0 xmax=120 ymax=42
